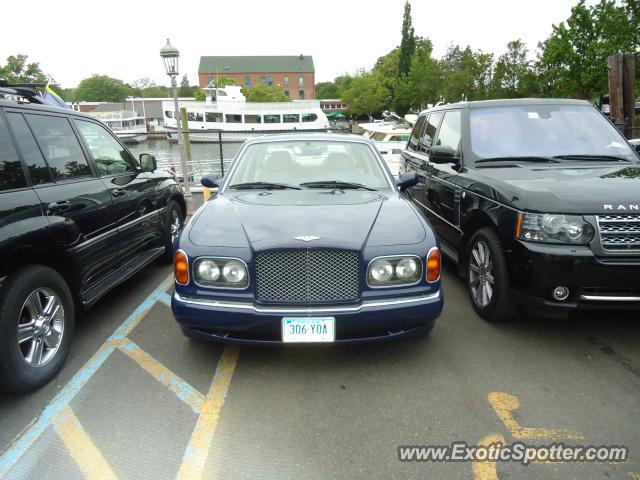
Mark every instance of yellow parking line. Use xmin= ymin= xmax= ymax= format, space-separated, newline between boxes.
xmin=118 ymin=338 xmax=205 ymax=414
xmin=53 ymin=405 xmax=118 ymax=480
xmin=472 ymin=433 xmax=505 ymax=480
xmin=488 ymin=392 xmax=584 ymax=440
xmin=177 ymin=345 xmax=240 ymax=480
xmin=628 ymin=473 xmax=640 ymax=479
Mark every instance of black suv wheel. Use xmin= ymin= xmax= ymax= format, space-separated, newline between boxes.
xmin=161 ymin=200 xmax=184 ymax=262
xmin=466 ymin=228 xmax=517 ymax=322
xmin=0 ymin=266 xmax=75 ymax=392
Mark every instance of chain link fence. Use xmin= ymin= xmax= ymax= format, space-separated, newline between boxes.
xmin=128 ymin=128 xmax=349 ymax=191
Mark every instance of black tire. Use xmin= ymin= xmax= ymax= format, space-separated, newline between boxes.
xmin=0 ymin=266 xmax=75 ymax=393
xmin=161 ymin=200 xmax=184 ymax=262
xmin=465 ymin=228 xmax=518 ymax=322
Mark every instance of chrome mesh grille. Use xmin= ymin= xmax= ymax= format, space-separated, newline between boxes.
xmin=596 ymin=215 xmax=640 ymax=251
xmin=255 ymin=249 xmax=360 ymax=303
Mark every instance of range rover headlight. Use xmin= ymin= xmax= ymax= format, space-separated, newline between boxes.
xmin=516 ymin=213 xmax=594 ymax=245
xmin=193 ymin=257 xmax=249 ymax=288
xmin=368 ymin=256 xmax=422 ymax=287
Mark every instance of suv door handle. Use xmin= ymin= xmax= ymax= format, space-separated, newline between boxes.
xmin=111 ymin=188 xmax=126 ymax=197
xmin=47 ymin=201 xmax=70 ymax=214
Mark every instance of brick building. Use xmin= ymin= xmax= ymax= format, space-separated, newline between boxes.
xmin=198 ymin=55 xmax=315 ymax=100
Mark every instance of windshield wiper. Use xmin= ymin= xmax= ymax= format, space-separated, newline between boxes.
xmin=229 ymin=182 xmax=301 ymax=190
xmin=476 ymin=156 xmax=561 ymax=164
xmin=299 ymin=180 xmax=376 ymax=191
xmin=553 ymin=154 xmax=630 ymax=162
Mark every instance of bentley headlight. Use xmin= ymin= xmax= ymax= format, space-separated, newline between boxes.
xmin=368 ymin=256 xmax=422 ymax=287
xmin=517 ymin=213 xmax=594 ymax=245
xmin=193 ymin=257 xmax=249 ymax=288
xmin=222 ymin=260 xmax=247 ymax=284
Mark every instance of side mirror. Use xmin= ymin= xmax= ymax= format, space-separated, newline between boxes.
xmin=139 ymin=153 xmax=157 ymax=172
xmin=201 ymin=174 xmax=222 ymax=189
xmin=397 ymin=172 xmax=419 ymax=191
xmin=429 ymin=145 xmax=457 ymax=164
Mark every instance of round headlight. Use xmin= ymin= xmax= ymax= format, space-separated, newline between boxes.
xmin=542 ymin=214 xmax=565 ymax=234
xmin=371 ymin=260 xmax=393 ymax=282
xmin=222 ymin=260 xmax=246 ymax=284
xmin=197 ymin=260 xmax=220 ymax=281
xmin=395 ymin=257 xmax=418 ymax=279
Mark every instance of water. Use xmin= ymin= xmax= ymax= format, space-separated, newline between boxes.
xmin=128 ymin=138 xmax=237 ymax=180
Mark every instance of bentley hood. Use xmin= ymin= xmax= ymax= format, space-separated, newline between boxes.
xmin=188 ymin=190 xmax=426 ymax=249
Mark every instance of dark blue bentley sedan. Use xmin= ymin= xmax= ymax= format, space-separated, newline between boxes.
xmin=171 ymin=134 xmax=443 ymax=344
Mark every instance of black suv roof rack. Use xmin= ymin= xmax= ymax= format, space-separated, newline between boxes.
xmin=0 ymin=80 xmax=48 ymax=105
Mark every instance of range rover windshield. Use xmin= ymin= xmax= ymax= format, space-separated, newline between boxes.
xmin=470 ymin=105 xmax=638 ymax=163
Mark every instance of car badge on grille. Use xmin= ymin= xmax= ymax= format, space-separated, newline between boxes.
xmin=294 ymin=235 xmax=320 ymax=242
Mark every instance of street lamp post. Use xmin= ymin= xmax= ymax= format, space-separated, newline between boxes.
xmin=160 ymin=38 xmax=190 ymax=197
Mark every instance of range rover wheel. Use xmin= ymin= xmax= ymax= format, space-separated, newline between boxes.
xmin=162 ymin=200 xmax=184 ymax=262
xmin=0 ymin=266 xmax=75 ymax=393
xmin=466 ymin=228 xmax=517 ymax=322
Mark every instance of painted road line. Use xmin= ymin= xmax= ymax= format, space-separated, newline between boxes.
xmin=176 ymin=345 xmax=241 ymax=480
xmin=159 ymin=292 xmax=172 ymax=308
xmin=118 ymin=338 xmax=205 ymax=414
xmin=0 ymin=274 xmax=174 ymax=479
xmin=53 ymin=405 xmax=119 ymax=480
xmin=472 ymin=433 xmax=505 ymax=480
xmin=488 ymin=392 xmax=584 ymax=440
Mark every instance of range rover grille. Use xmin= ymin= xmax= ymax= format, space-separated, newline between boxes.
xmin=596 ymin=215 xmax=640 ymax=251
xmin=255 ymin=249 xmax=360 ymax=303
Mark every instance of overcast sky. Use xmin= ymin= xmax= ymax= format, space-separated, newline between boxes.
xmin=0 ymin=0 xmax=588 ymax=88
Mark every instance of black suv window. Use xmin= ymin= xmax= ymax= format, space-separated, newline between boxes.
xmin=6 ymin=112 xmax=52 ymax=185
xmin=25 ymin=114 xmax=91 ymax=180
xmin=408 ymin=115 xmax=427 ymax=151
xmin=434 ymin=111 xmax=462 ymax=154
xmin=74 ymin=120 xmax=138 ymax=175
xmin=422 ymin=112 xmax=443 ymax=151
xmin=0 ymin=113 xmax=27 ymax=191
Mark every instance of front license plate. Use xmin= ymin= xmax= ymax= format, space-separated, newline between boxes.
xmin=282 ymin=317 xmax=335 ymax=343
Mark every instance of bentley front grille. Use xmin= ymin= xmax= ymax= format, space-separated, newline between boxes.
xmin=596 ymin=214 xmax=640 ymax=251
xmin=255 ymin=249 xmax=360 ymax=303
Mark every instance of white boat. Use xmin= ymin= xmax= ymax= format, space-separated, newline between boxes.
xmin=358 ymin=120 xmax=411 ymax=176
xmin=162 ymin=86 xmax=330 ymax=143
xmin=89 ymin=110 xmax=148 ymax=144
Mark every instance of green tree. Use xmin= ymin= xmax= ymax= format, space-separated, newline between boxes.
xmin=438 ymin=45 xmax=493 ymax=102
xmin=243 ymin=84 xmax=290 ymax=102
xmin=0 ymin=54 xmax=48 ymax=84
xmin=208 ymin=75 xmax=236 ymax=88
xmin=537 ymin=0 xmax=637 ymax=98
xmin=74 ymin=75 xmax=134 ymax=102
xmin=315 ymin=81 xmax=340 ymax=99
xmin=139 ymin=86 xmax=170 ymax=98
xmin=397 ymin=1 xmax=416 ymax=77
xmin=178 ymin=75 xmax=198 ymax=97
xmin=400 ymin=38 xmax=441 ymax=111
xmin=341 ymin=71 xmax=390 ymax=118
xmin=491 ymin=40 xmax=539 ymax=98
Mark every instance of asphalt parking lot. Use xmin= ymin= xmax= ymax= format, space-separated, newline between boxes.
xmin=1 ymin=258 xmax=639 ymax=479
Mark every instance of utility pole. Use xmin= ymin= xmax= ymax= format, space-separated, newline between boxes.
xmin=608 ymin=53 xmax=636 ymax=139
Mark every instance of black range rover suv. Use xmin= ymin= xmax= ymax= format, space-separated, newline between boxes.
xmin=0 ymin=91 xmax=185 ymax=392
xmin=402 ymin=98 xmax=640 ymax=322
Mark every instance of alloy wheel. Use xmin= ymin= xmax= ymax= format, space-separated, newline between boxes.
xmin=469 ymin=240 xmax=495 ymax=308
xmin=170 ymin=209 xmax=183 ymax=244
xmin=17 ymin=288 xmax=65 ymax=367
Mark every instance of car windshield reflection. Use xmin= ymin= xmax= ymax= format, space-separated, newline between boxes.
xmin=227 ymin=140 xmax=391 ymax=190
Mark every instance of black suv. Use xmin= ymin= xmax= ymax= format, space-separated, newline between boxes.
xmin=402 ymin=98 xmax=640 ymax=322
xmin=0 ymin=93 xmax=185 ymax=392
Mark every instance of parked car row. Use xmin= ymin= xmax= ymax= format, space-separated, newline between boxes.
xmin=1 ymin=92 xmax=639 ymax=393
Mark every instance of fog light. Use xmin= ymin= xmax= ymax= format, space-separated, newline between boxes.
xmin=552 ymin=286 xmax=570 ymax=301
